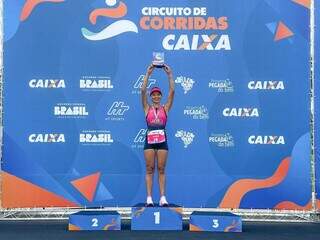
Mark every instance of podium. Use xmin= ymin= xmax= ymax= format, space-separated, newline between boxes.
xmin=189 ymin=211 xmax=242 ymax=232
xmin=131 ymin=204 xmax=183 ymax=230
xmin=68 ymin=211 xmax=121 ymax=231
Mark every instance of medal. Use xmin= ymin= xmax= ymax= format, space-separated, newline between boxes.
xmin=152 ymin=107 xmax=161 ymax=124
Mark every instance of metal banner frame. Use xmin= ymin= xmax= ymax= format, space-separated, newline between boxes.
xmin=0 ymin=0 xmax=319 ymax=222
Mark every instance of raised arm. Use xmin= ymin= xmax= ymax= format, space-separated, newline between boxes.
xmin=141 ymin=64 xmax=154 ymax=113
xmin=163 ymin=64 xmax=175 ymax=112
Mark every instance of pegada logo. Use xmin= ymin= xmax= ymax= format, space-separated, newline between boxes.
xmin=134 ymin=129 xmax=147 ymax=143
xmin=223 ymin=108 xmax=259 ymax=117
xmin=175 ymin=76 xmax=195 ymax=94
xmin=80 ymin=77 xmax=113 ymax=90
xmin=29 ymin=79 xmax=65 ymax=88
xmin=80 ymin=131 xmax=113 ymax=144
xmin=107 ymin=101 xmax=130 ymax=116
xmin=20 ymin=0 xmax=65 ymax=22
xmin=209 ymin=79 xmax=234 ymax=92
xmin=29 ymin=134 xmax=65 ymax=143
xmin=175 ymin=130 xmax=195 ymax=148
xmin=184 ymin=106 xmax=209 ymax=120
xmin=248 ymin=135 xmax=285 ymax=145
xmin=209 ymin=133 xmax=234 ymax=147
xmin=82 ymin=0 xmax=138 ymax=41
xmin=54 ymin=103 xmax=89 ymax=117
xmin=248 ymin=81 xmax=285 ymax=90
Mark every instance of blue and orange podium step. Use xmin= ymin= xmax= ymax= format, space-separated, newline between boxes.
xmin=68 ymin=211 xmax=121 ymax=231
xmin=131 ymin=203 xmax=183 ymax=230
xmin=189 ymin=211 xmax=242 ymax=232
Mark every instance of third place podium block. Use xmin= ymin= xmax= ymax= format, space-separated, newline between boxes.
xmin=68 ymin=211 xmax=121 ymax=231
xmin=189 ymin=211 xmax=242 ymax=232
xmin=131 ymin=204 xmax=183 ymax=230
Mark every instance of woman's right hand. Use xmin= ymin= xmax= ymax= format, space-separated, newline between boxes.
xmin=146 ymin=64 xmax=155 ymax=76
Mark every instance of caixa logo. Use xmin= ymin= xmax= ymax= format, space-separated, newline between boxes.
xmin=80 ymin=79 xmax=113 ymax=89
xmin=248 ymin=81 xmax=285 ymax=90
xmin=175 ymin=130 xmax=195 ymax=148
xmin=80 ymin=133 xmax=113 ymax=143
xmin=29 ymin=79 xmax=65 ymax=88
xmin=175 ymin=76 xmax=195 ymax=94
xmin=223 ymin=108 xmax=259 ymax=117
xmin=248 ymin=135 xmax=285 ymax=145
xmin=54 ymin=104 xmax=89 ymax=116
xmin=29 ymin=134 xmax=65 ymax=143
xmin=107 ymin=101 xmax=130 ymax=115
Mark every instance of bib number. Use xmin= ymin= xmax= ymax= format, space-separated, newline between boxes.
xmin=147 ymin=130 xmax=166 ymax=144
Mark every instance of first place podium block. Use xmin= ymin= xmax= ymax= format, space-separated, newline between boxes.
xmin=69 ymin=211 xmax=121 ymax=231
xmin=131 ymin=204 xmax=183 ymax=230
xmin=190 ymin=211 xmax=242 ymax=232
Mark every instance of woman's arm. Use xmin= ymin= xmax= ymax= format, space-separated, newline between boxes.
xmin=163 ymin=64 xmax=175 ymax=113
xmin=141 ymin=64 xmax=154 ymax=113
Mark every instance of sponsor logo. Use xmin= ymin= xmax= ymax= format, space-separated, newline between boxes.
xmin=223 ymin=108 xmax=259 ymax=117
xmin=29 ymin=79 xmax=65 ymax=88
xmin=248 ymin=81 xmax=285 ymax=90
xmin=184 ymin=105 xmax=209 ymax=120
xmin=80 ymin=130 xmax=114 ymax=145
xmin=140 ymin=7 xmax=231 ymax=51
xmin=82 ymin=0 xmax=138 ymax=41
xmin=80 ymin=76 xmax=113 ymax=91
xmin=175 ymin=130 xmax=195 ymax=148
xmin=248 ymin=135 xmax=285 ymax=145
xmin=162 ymin=34 xmax=231 ymax=51
xmin=208 ymin=79 xmax=234 ymax=92
xmin=106 ymin=101 xmax=129 ymax=121
xmin=209 ymin=133 xmax=234 ymax=147
xmin=175 ymin=76 xmax=195 ymax=94
xmin=131 ymin=128 xmax=147 ymax=149
xmin=29 ymin=134 xmax=65 ymax=143
xmin=54 ymin=103 xmax=89 ymax=118
xmin=132 ymin=75 xmax=156 ymax=94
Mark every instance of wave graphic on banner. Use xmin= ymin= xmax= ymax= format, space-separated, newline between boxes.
xmin=82 ymin=0 xmax=138 ymax=40
xmin=219 ymin=157 xmax=291 ymax=208
xmin=82 ymin=20 xmax=138 ymax=41
xmin=20 ymin=0 xmax=65 ymax=21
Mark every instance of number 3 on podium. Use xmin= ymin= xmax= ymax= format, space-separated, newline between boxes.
xmin=212 ymin=219 xmax=219 ymax=228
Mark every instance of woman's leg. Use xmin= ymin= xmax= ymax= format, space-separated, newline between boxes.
xmin=144 ymin=149 xmax=156 ymax=197
xmin=156 ymin=149 xmax=168 ymax=197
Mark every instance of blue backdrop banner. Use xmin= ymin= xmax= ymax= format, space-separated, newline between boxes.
xmin=2 ymin=0 xmax=311 ymax=209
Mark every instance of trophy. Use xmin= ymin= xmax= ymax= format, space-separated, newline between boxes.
xmin=152 ymin=52 xmax=165 ymax=68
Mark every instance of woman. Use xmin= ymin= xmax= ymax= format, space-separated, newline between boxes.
xmin=141 ymin=63 xmax=175 ymax=207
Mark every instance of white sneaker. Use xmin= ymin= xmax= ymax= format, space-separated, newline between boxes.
xmin=146 ymin=196 xmax=154 ymax=207
xmin=159 ymin=196 xmax=169 ymax=207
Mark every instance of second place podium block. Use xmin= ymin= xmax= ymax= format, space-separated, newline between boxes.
xmin=69 ymin=211 xmax=121 ymax=231
xmin=131 ymin=204 xmax=183 ymax=230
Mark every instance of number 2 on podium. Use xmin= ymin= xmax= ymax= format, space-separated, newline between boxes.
xmin=92 ymin=218 xmax=99 ymax=227
xmin=154 ymin=212 xmax=160 ymax=224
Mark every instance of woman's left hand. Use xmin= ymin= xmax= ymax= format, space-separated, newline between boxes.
xmin=163 ymin=64 xmax=173 ymax=76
